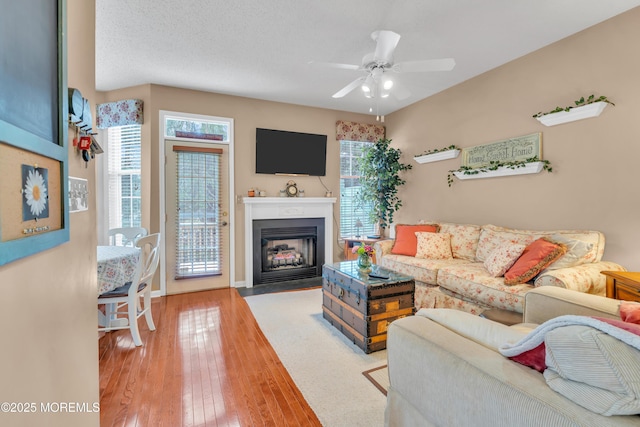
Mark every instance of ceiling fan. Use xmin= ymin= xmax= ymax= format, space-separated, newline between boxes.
xmin=326 ymin=30 xmax=455 ymax=100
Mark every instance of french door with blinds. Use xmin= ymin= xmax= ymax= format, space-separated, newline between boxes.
xmin=164 ymin=141 xmax=230 ymax=294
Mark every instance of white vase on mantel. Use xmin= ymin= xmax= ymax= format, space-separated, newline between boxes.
xmin=414 ymin=149 xmax=460 ymax=164
xmin=535 ymin=102 xmax=609 ymax=127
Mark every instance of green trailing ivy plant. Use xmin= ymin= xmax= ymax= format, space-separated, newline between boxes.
xmin=356 ymin=138 xmax=412 ymax=231
xmin=414 ymin=144 xmax=460 ymax=158
xmin=447 ymin=156 xmax=552 ymax=187
xmin=533 ymin=94 xmax=614 ymax=118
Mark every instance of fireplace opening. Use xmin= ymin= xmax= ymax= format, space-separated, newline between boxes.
xmin=253 ymin=218 xmax=325 ymax=285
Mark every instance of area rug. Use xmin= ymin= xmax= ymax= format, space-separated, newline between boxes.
xmin=245 ymin=288 xmax=387 ymax=427
xmin=362 ymin=365 xmax=389 ymax=396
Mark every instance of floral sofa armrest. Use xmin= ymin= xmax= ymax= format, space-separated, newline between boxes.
xmin=373 ymin=239 xmax=395 ymax=257
xmin=534 ymin=261 xmax=626 ymax=295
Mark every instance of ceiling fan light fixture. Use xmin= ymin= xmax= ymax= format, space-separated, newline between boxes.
xmin=324 ymin=29 xmax=455 ymax=104
xmin=362 ymin=75 xmax=374 ymax=90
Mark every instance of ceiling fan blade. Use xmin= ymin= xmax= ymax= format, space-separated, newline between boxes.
xmin=394 ymin=58 xmax=456 ymax=73
xmin=372 ymin=30 xmax=401 ymax=63
xmin=308 ymin=60 xmax=360 ymax=71
xmin=332 ymin=76 xmax=366 ymax=98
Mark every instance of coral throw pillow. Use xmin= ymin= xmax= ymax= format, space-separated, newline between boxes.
xmin=504 ymin=237 xmax=567 ymax=285
xmin=415 ymin=232 xmax=453 ymax=260
xmin=391 ymin=224 xmax=439 ymax=256
xmin=484 ymin=243 xmax=527 ymax=277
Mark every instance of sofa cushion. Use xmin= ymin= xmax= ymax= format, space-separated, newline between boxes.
xmin=544 ymin=234 xmax=594 ymax=270
xmin=418 ymin=220 xmax=482 ymax=260
xmin=557 ymin=232 xmax=604 ymax=263
xmin=476 ymin=225 xmax=539 ymax=262
xmin=437 ymin=222 xmax=482 ymax=261
xmin=544 ymin=324 xmax=640 ymax=416
xmin=416 ymin=232 xmax=453 ymax=260
xmin=504 ymin=238 xmax=567 ymax=285
xmin=391 ymin=224 xmax=439 ymax=256
xmin=484 ymin=243 xmax=526 ymax=277
xmin=476 ymin=224 xmax=604 ymax=263
xmin=416 ymin=222 xmax=481 ymax=261
xmin=437 ymin=263 xmax=533 ymax=313
xmin=378 ymin=254 xmax=469 ymax=285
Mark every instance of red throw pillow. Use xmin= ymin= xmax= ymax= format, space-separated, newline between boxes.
xmin=391 ymin=224 xmax=439 ymax=257
xmin=509 ymin=342 xmax=547 ymax=373
xmin=504 ymin=237 xmax=567 ymax=285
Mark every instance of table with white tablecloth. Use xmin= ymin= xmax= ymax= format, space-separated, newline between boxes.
xmin=97 ymin=245 xmax=141 ymax=295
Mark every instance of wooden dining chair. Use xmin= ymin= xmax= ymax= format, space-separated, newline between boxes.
xmin=98 ymin=233 xmax=161 ymax=346
xmin=108 ymin=227 xmax=148 ymax=247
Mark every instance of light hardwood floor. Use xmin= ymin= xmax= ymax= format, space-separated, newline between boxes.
xmin=99 ymin=288 xmax=321 ymax=426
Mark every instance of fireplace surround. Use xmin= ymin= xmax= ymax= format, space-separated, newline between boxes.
xmin=243 ymin=197 xmax=336 ymax=287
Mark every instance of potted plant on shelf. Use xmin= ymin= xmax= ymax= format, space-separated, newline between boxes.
xmin=356 ymin=138 xmax=412 ymax=236
xmin=413 ymin=144 xmax=460 ymax=164
xmin=533 ymin=94 xmax=614 ymax=126
xmin=447 ymin=157 xmax=552 ymax=186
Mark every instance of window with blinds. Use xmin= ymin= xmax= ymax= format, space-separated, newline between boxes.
xmin=107 ymin=124 xmax=142 ymax=229
xmin=339 ymin=140 xmax=375 ymax=238
xmin=174 ymin=147 xmax=222 ymax=278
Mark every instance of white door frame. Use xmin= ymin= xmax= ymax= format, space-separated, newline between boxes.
xmin=157 ymin=110 xmax=235 ymax=296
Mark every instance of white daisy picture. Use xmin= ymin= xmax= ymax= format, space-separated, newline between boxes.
xmin=22 ymin=165 xmax=49 ymax=220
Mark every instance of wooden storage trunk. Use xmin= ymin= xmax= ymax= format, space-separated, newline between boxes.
xmin=322 ymin=262 xmax=415 ymax=353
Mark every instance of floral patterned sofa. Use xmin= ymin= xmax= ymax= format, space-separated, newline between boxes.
xmin=373 ymin=222 xmax=626 ymax=316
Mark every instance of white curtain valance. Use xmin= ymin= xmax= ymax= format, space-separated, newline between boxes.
xmin=336 ymin=120 xmax=385 ymax=142
xmin=96 ymin=99 xmax=144 ymax=129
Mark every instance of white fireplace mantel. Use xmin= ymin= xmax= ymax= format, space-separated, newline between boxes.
xmin=243 ymin=197 xmax=336 ymax=287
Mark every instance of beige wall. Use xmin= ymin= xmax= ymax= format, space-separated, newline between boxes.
xmin=386 ymin=7 xmax=640 ymax=271
xmin=98 ymin=84 xmax=379 ymax=284
xmin=99 ymin=7 xmax=640 ymax=281
xmin=0 ymin=1 xmax=99 ymax=426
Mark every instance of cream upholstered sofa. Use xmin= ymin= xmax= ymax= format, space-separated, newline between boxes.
xmin=385 ymin=286 xmax=640 ymax=426
xmin=374 ymin=222 xmax=625 ymax=317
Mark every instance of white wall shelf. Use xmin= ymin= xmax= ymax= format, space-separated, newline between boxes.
xmin=452 ymin=161 xmax=545 ymax=181
xmin=535 ymin=101 xmax=609 ymax=126
xmin=414 ymin=149 xmax=460 ymax=164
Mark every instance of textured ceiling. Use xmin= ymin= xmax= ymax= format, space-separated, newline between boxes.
xmin=96 ymin=1 xmax=640 ymax=117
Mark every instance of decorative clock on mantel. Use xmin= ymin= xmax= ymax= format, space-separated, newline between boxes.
xmin=285 ymin=180 xmax=298 ymax=197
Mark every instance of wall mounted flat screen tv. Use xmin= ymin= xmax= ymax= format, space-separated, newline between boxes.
xmin=256 ymin=128 xmax=327 ymax=176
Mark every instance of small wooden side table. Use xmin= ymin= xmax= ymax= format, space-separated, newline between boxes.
xmin=602 ymin=271 xmax=640 ymax=302
xmin=343 ymin=236 xmax=383 ymax=263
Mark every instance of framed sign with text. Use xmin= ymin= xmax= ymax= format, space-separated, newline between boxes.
xmin=462 ymin=133 xmax=542 ymax=168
